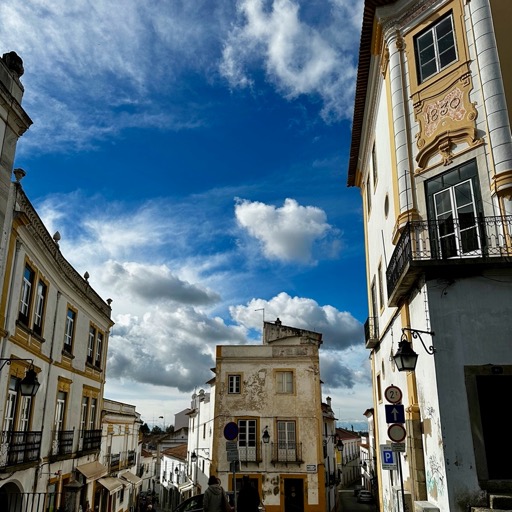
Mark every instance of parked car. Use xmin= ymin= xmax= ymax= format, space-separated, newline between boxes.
xmin=357 ymin=490 xmax=373 ymax=503
xmin=353 ymin=484 xmax=364 ymax=496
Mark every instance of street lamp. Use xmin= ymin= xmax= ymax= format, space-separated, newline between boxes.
xmin=190 ymin=451 xmax=197 ymax=463
xmin=262 ymin=427 xmax=270 ymax=444
xmin=393 ymin=328 xmax=435 ymax=372
xmin=0 ymin=358 xmax=40 ymax=396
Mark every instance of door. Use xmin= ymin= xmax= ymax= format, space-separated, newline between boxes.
xmin=284 ymin=478 xmax=304 ymax=512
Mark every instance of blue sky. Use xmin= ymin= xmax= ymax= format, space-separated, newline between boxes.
xmin=1 ymin=0 xmax=371 ymax=428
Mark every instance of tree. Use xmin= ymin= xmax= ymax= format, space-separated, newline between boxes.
xmin=151 ymin=425 xmax=163 ymax=434
xmin=166 ymin=425 xmax=175 ymax=434
xmin=140 ymin=423 xmax=150 ymax=435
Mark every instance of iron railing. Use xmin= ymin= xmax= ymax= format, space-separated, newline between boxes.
xmin=128 ymin=449 xmax=136 ymax=465
xmin=51 ymin=429 xmax=74 ymax=457
xmin=0 ymin=491 xmax=61 ymax=512
xmin=364 ymin=317 xmax=379 ymax=348
xmin=78 ymin=429 xmax=102 ymax=453
xmin=238 ymin=444 xmax=261 ymax=463
xmin=0 ymin=430 xmax=42 ymax=468
xmin=270 ymin=442 xmax=303 ymax=464
xmin=386 ymin=216 xmax=512 ymax=299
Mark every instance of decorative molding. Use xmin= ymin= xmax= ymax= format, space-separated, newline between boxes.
xmin=413 ymin=66 xmax=481 ymax=171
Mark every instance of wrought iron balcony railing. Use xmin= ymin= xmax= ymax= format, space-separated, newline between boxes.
xmin=238 ymin=444 xmax=261 ymax=463
xmin=128 ymin=449 xmax=136 ymax=465
xmin=78 ymin=429 xmax=102 ymax=453
xmin=386 ymin=216 xmax=512 ymax=306
xmin=0 ymin=430 xmax=42 ymax=468
xmin=364 ymin=316 xmax=379 ymax=349
xmin=51 ymin=429 xmax=74 ymax=458
xmin=270 ymin=442 xmax=303 ymax=464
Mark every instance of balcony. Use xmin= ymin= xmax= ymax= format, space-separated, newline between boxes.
xmin=364 ymin=317 xmax=379 ymax=349
xmin=78 ymin=429 xmax=102 ymax=454
xmin=0 ymin=430 xmax=42 ymax=469
xmin=238 ymin=445 xmax=261 ymax=464
xmin=386 ymin=216 xmax=512 ymax=306
xmin=50 ymin=429 xmax=74 ymax=459
xmin=109 ymin=452 xmax=120 ymax=471
xmin=270 ymin=442 xmax=303 ymax=465
xmin=128 ymin=449 xmax=136 ymax=465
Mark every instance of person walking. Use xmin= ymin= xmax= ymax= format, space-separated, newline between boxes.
xmin=203 ymin=475 xmax=231 ymax=512
xmin=237 ymin=476 xmax=260 ymax=512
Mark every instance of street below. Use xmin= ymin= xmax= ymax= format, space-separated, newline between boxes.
xmin=337 ymin=489 xmax=377 ymax=512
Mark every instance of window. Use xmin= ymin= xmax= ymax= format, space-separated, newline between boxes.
xmin=3 ymin=375 xmax=33 ymax=432
xmin=228 ymin=374 xmax=241 ymax=394
xmin=415 ymin=13 xmax=457 ymax=83
xmin=80 ymin=396 xmax=89 ymax=433
xmin=276 ymin=371 xmax=294 ymax=394
xmin=277 ymin=421 xmax=297 ymax=460
xmin=87 ymin=326 xmax=96 ymax=363
xmin=89 ymin=398 xmax=97 ymax=430
xmin=377 ymin=264 xmax=384 ymax=310
xmin=426 ymin=161 xmax=482 ymax=259
xmin=33 ymin=280 xmax=47 ymax=336
xmin=55 ymin=391 xmax=67 ymax=432
xmin=63 ymin=308 xmax=76 ymax=354
xmin=366 ymin=177 xmax=372 ymax=214
xmin=372 ymin=143 xmax=378 ymax=190
xmin=95 ymin=332 xmax=103 ymax=368
xmin=238 ymin=419 xmax=257 ymax=461
xmin=19 ymin=264 xmax=35 ymax=325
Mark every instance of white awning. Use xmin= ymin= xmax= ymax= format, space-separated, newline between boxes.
xmin=178 ymin=481 xmax=193 ymax=493
xmin=98 ymin=477 xmax=125 ymax=495
xmin=76 ymin=461 xmax=108 ymax=482
xmin=120 ymin=471 xmax=142 ymax=487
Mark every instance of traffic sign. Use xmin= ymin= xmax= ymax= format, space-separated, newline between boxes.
xmin=385 ymin=404 xmax=405 ymax=424
xmin=388 ymin=423 xmax=407 ymax=443
xmin=224 ymin=422 xmax=239 ymax=440
xmin=380 ymin=444 xmax=397 ymax=470
xmin=391 ymin=443 xmax=406 ymax=452
xmin=384 ymin=385 xmax=402 ymax=404
xmin=227 ymin=450 xmax=239 ymax=462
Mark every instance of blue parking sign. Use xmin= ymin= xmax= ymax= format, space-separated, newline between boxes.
xmin=380 ymin=444 xmax=397 ymax=470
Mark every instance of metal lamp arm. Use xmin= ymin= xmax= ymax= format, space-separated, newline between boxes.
xmin=402 ymin=328 xmax=435 ymax=355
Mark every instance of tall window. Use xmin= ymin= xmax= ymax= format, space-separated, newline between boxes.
xmin=88 ymin=326 xmax=96 ymax=363
xmin=238 ymin=419 xmax=256 ymax=448
xmin=377 ymin=264 xmax=384 ymax=310
xmin=228 ymin=374 xmax=241 ymax=394
xmin=426 ymin=161 xmax=482 ymax=259
xmin=372 ymin=143 xmax=378 ymax=190
xmin=19 ymin=264 xmax=35 ymax=325
xmin=55 ymin=391 xmax=67 ymax=432
xmin=95 ymin=332 xmax=103 ymax=368
xmin=4 ymin=377 xmax=19 ymax=432
xmin=19 ymin=396 xmax=32 ymax=432
xmin=415 ymin=13 xmax=457 ymax=83
xmin=277 ymin=421 xmax=297 ymax=461
xmin=63 ymin=308 xmax=76 ymax=354
xmin=89 ymin=398 xmax=97 ymax=430
xmin=3 ymin=376 xmax=33 ymax=432
xmin=276 ymin=371 xmax=294 ymax=394
xmin=80 ymin=396 xmax=89 ymax=433
xmin=33 ymin=280 xmax=47 ymax=336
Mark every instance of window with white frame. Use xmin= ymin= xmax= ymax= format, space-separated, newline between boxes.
xmin=19 ymin=264 xmax=35 ymax=325
xmin=54 ymin=391 xmax=67 ymax=432
xmin=277 ymin=420 xmax=297 ymax=460
xmin=238 ymin=419 xmax=257 ymax=461
xmin=228 ymin=374 xmax=241 ymax=394
xmin=88 ymin=326 xmax=96 ymax=364
xmin=276 ymin=370 xmax=294 ymax=394
xmin=95 ymin=332 xmax=103 ymax=368
xmin=33 ymin=280 xmax=47 ymax=336
xmin=415 ymin=12 xmax=457 ymax=83
xmin=63 ymin=308 xmax=76 ymax=354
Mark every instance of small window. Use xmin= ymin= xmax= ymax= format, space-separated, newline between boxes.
xmin=366 ymin=177 xmax=372 ymax=214
xmin=377 ymin=263 xmax=384 ymax=310
xmin=228 ymin=375 xmax=241 ymax=394
xmin=372 ymin=143 xmax=378 ymax=190
xmin=276 ymin=371 xmax=294 ymax=394
xmin=415 ymin=13 xmax=457 ymax=83
xmin=63 ymin=308 xmax=76 ymax=354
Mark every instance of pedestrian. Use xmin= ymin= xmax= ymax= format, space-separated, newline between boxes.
xmin=237 ymin=476 xmax=260 ymax=512
xmin=203 ymin=475 xmax=231 ymax=512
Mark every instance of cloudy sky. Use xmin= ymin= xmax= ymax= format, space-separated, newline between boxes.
xmin=1 ymin=0 xmax=371 ymax=428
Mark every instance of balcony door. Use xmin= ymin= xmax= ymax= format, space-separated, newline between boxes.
xmin=277 ymin=421 xmax=296 ymax=461
xmin=426 ymin=160 xmax=482 ymax=259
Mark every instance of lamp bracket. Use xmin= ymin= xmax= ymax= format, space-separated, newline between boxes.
xmin=0 ymin=357 xmax=35 ymax=371
xmin=402 ymin=328 xmax=435 ymax=355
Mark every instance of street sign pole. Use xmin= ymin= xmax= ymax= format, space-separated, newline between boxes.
xmin=398 ymin=452 xmax=406 ymax=512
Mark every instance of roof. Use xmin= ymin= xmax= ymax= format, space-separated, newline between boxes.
xmin=336 ymin=427 xmax=362 ymax=440
xmin=162 ymin=443 xmax=188 ymax=460
xmin=348 ymin=0 xmax=396 ymax=187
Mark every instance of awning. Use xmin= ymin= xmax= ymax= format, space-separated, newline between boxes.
xmin=98 ymin=477 xmax=125 ymax=495
xmin=120 ymin=471 xmax=142 ymax=487
xmin=76 ymin=461 xmax=108 ymax=482
xmin=178 ymin=481 xmax=193 ymax=493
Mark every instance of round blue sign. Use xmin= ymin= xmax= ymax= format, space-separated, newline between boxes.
xmin=223 ymin=422 xmax=239 ymax=440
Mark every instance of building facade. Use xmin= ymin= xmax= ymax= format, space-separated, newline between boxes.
xmin=200 ymin=318 xmax=335 ymax=512
xmin=348 ymin=1 xmax=512 ymax=511
xmin=0 ymin=52 xmax=115 ymax=512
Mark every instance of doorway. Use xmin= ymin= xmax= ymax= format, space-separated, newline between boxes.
xmin=284 ymin=478 xmax=304 ymax=512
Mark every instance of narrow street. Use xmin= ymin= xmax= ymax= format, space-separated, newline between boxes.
xmin=337 ymin=489 xmax=378 ymax=512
